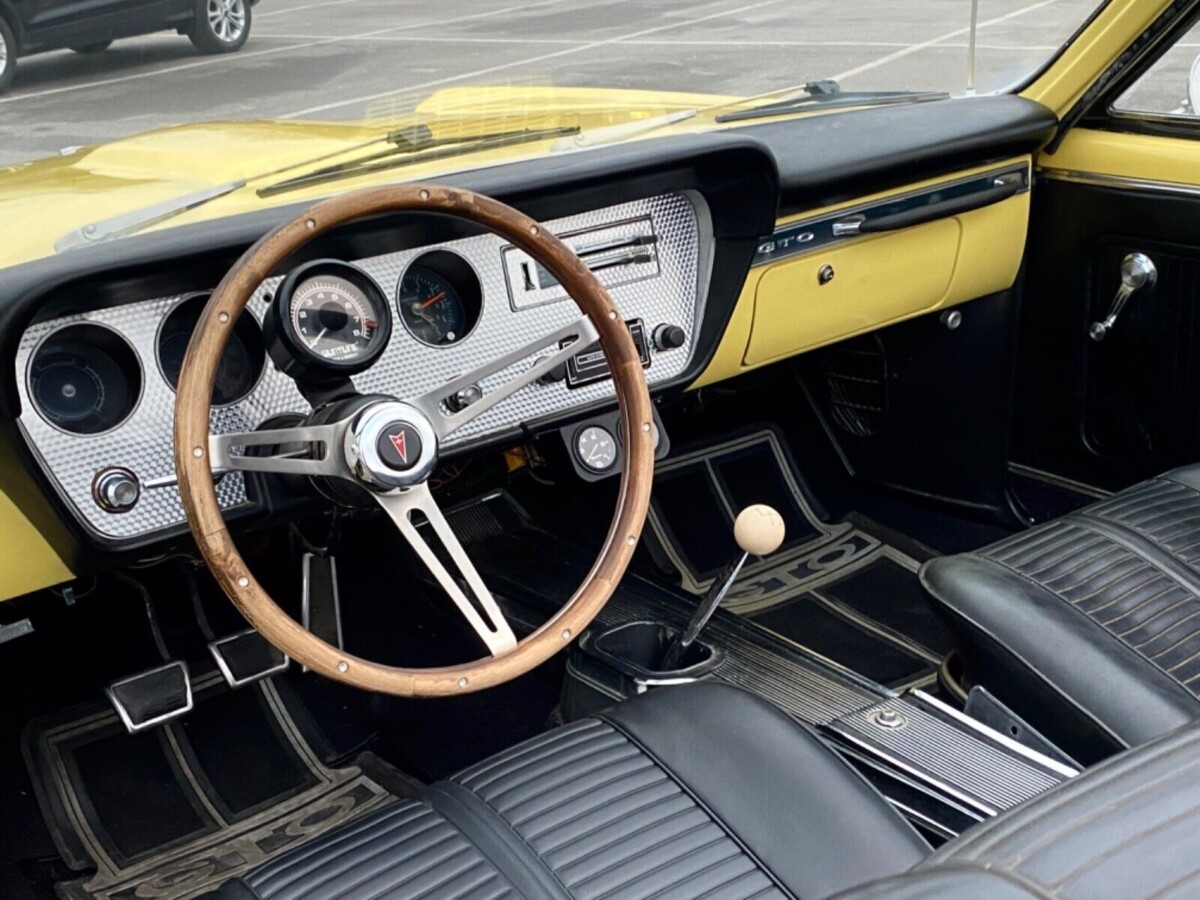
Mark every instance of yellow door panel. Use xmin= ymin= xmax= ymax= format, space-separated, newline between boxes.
xmin=1040 ymin=128 xmax=1200 ymax=188
xmin=744 ymin=219 xmax=958 ymax=367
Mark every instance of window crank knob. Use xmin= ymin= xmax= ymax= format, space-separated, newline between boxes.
xmin=733 ymin=504 xmax=786 ymax=557
xmin=1120 ymin=252 xmax=1157 ymax=291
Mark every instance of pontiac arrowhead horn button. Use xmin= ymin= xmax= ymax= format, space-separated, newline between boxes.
xmin=376 ymin=421 xmax=423 ymax=470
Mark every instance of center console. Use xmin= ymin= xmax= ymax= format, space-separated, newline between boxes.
xmin=454 ymin=494 xmax=1077 ymax=843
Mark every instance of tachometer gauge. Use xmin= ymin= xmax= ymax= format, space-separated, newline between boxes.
xmin=397 ymin=250 xmax=483 ymax=348
xmin=266 ymin=260 xmax=392 ymax=378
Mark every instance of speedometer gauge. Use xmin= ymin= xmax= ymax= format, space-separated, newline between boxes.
xmin=266 ymin=260 xmax=392 ymax=378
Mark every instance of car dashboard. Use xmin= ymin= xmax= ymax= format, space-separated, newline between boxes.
xmin=15 ymin=192 xmax=709 ymax=544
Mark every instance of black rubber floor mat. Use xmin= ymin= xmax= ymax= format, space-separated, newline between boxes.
xmin=815 ymin=555 xmax=954 ymax=657
xmin=749 ymin=596 xmax=933 ymax=685
xmin=647 ymin=428 xmax=948 ymax=687
xmin=25 ymin=677 xmax=395 ymax=900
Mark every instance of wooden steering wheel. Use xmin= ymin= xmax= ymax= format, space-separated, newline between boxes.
xmin=173 ymin=185 xmax=654 ymax=696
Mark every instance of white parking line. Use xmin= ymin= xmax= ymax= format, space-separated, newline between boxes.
xmin=256 ymin=0 xmax=375 ymax=19
xmin=282 ymin=0 xmax=786 ymax=118
xmin=831 ymin=0 xmax=1059 ymax=81
xmin=0 ymin=0 xmax=564 ymax=105
xmin=255 ymin=33 xmax=1060 ymax=53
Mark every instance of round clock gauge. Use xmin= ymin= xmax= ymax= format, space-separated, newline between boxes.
xmin=576 ymin=425 xmax=618 ymax=472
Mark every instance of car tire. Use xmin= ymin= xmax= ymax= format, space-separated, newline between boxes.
xmin=0 ymin=17 xmax=16 ymax=95
xmin=189 ymin=0 xmax=251 ymax=54
xmin=70 ymin=41 xmax=113 ymax=54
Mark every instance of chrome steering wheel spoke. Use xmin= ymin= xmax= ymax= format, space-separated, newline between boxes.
xmin=208 ymin=420 xmax=350 ymax=478
xmin=409 ymin=314 xmax=599 ymax=439
xmin=373 ymin=483 xmax=517 ymax=655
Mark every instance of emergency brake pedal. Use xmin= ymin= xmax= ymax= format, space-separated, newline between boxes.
xmin=106 ymin=661 xmax=193 ymax=733
xmin=209 ymin=628 xmax=289 ymax=688
xmin=301 ymin=553 xmax=343 ymax=672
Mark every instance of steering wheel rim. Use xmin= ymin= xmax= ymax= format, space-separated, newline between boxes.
xmin=173 ymin=184 xmax=654 ymax=696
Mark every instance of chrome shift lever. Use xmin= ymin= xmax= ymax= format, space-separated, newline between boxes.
xmin=660 ymin=505 xmax=785 ymax=671
xmin=1089 ymin=253 xmax=1157 ymax=342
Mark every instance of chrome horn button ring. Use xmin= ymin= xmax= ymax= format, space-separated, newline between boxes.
xmin=345 ymin=401 xmax=438 ymax=490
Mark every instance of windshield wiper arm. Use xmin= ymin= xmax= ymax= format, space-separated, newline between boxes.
xmin=54 ymin=180 xmax=249 ymax=253
xmin=257 ymin=125 xmax=580 ymax=198
xmin=53 ymin=124 xmax=580 ymax=252
xmin=715 ymin=83 xmax=949 ymax=123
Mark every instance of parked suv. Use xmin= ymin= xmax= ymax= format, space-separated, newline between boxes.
xmin=0 ymin=0 xmax=256 ymax=94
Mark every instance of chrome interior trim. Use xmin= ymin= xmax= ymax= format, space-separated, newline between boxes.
xmin=912 ymin=689 xmax=1079 ymax=778
xmin=1038 ymin=167 xmax=1200 ymax=199
xmin=753 ymin=162 xmax=1030 ymax=266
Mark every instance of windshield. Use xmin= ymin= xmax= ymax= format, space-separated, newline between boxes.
xmin=0 ymin=0 xmax=1100 ymax=171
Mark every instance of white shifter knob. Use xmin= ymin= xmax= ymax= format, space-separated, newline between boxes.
xmin=733 ymin=505 xmax=786 ymax=557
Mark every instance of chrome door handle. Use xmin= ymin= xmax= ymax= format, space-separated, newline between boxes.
xmin=831 ymin=215 xmax=864 ymax=236
xmin=1089 ymin=252 xmax=1157 ymax=342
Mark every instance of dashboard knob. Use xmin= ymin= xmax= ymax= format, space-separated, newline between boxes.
xmin=93 ymin=467 xmax=140 ymax=513
xmin=653 ymin=323 xmax=686 ymax=351
xmin=447 ymin=383 xmax=483 ymax=413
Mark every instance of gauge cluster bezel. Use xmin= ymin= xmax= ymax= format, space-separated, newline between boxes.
xmin=264 ymin=258 xmax=393 ymax=379
xmin=156 ymin=291 xmax=267 ymax=407
xmin=27 ymin=321 xmax=144 ymax=436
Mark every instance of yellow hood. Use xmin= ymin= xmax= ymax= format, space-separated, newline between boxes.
xmin=0 ymin=85 xmax=733 ymax=269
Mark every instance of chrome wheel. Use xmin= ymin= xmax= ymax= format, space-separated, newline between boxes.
xmin=0 ymin=27 xmax=8 ymax=78
xmin=206 ymin=0 xmax=247 ymax=44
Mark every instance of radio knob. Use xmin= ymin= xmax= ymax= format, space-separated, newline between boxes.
xmin=653 ymin=324 xmax=686 ymax=351
xmin=93 ymin=467 xmax=141 ymax=513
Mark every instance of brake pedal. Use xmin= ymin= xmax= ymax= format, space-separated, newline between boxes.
xmin=302 ymin=553 xmax=343 ymax=672
xmin=209 ymin=628 xmax=289 ymax=688
xmin=106 ymin=661 xmax=193 ymax=733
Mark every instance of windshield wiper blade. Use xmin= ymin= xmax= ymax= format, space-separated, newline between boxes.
xmin=52 ymin=124 xmax=581 ymax=252
xmin=54 ymin=180 xmax=248 ymax=253
xmin=257 ymin=125 xmax=580 ymax=198
xmin=715 ymin=85 xmax=949 ymax=123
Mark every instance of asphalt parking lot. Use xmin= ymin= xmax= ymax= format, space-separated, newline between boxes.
xmin=0 ymin=0 xmax=1193 ymax=168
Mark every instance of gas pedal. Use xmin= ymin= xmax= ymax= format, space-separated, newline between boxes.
xmin=106 ymin=661 xmax=193 ymax=733
xmin=209 ymin=628 xmax=289 ymax=689
xmin=301 ymin=552 xmax=343 ymax=672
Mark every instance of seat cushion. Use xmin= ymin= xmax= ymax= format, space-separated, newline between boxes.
xmin=207 ymin=682 xmax=928 ymax=900
xmin=923 ymin=465 xmax=1200 ymax=763
xmin=835 ymin=720 xmax=1200 ymax=899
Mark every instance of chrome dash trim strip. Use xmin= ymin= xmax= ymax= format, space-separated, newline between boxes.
xmin=753 ymin=162 xmax=1030 ymax=266
xmin=1038 ymin=167 xmax=1200 ymax=199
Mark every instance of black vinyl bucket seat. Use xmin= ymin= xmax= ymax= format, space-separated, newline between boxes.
xmin=924 ymin=465 xmax=1200 ymax=763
